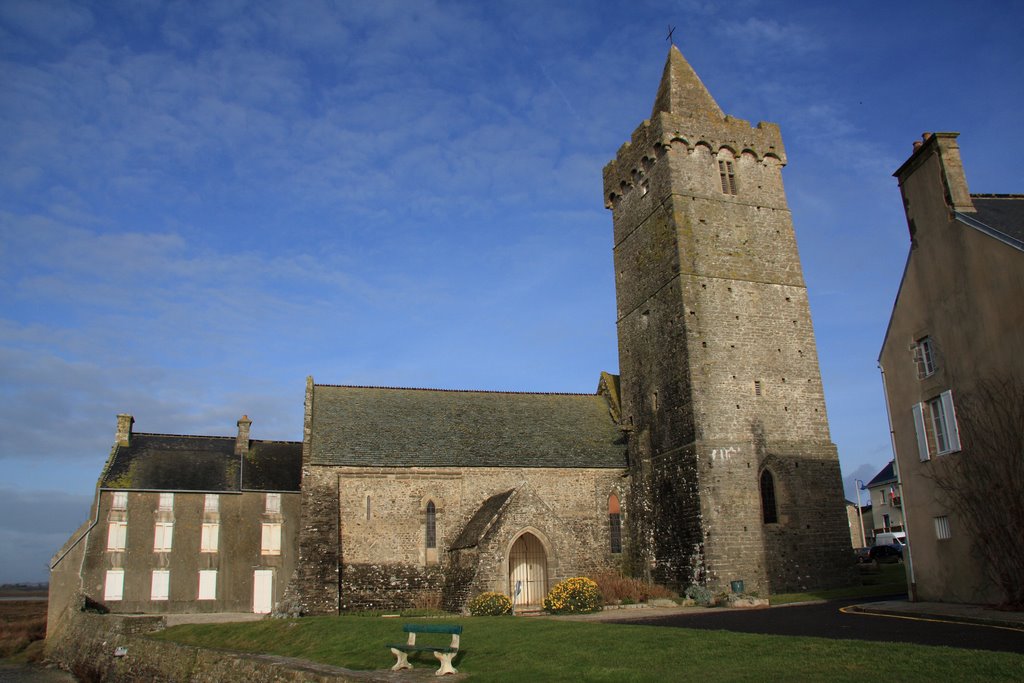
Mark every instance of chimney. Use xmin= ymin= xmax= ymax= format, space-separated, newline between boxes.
xmin=235 ymin=415 xmax=252 ymax=455
xmin=895 ymin=132 xmax=974 ymax=215
xmin=115 ymin=414 xmax=134 ymax=447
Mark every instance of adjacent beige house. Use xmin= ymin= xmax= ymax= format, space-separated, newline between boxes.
xmin=879 ymin=132 xmax=1024 ymax=604
xmin=863 ymin=461 xmax=904 ymax=542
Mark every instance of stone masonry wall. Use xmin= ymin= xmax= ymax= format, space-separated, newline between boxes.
xmin=282 ymin=466 xmax=340 ymax=615
xmin=325 ymin=466 xmax=625 ymax=612
xmin=282 ymin=377 xmax=340 ymax=615
xmin=46 ymin=612 xmax=380 ymax=683
xmin=607 ymin=80 xmax=852 ymax=594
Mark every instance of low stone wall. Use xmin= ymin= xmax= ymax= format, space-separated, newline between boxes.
xmin=45 ymin=612 xmax=421 ymax=682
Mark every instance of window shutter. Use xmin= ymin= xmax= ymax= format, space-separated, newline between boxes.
xmin=104 ymin=570 xmax=124 ymax=601
xmin=940 ymin=390 xmax=961 ymax=452
xmin=911 ymin=402 xmax=930 ymax=461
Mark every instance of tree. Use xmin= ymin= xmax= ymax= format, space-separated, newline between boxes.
xmin=928 ymin=377 xmax=1024 ymax=608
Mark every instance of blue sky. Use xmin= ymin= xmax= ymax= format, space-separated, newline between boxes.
xmin=2 ymin=1 xmax=1022 ymax=583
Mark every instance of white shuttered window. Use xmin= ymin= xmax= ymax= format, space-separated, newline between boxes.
xmin=261 ymin=523 xmax=282 ymax=555
xmin=107 ymin=521 xmax=127 ymax=551
xmin=154 ymin=522 xmax=174 ymax=552
xmin=104 ymin=569 xmax=124 ymax=601
xmin=151 ymin=569 xmax=170 ymax=600
xmin=198 ymin=570 xmax=217 ymax=600
xmin=912 ymin=390 xmax=961 ymax=460
xmin=200 ymin=523 xmax=219 ymax=552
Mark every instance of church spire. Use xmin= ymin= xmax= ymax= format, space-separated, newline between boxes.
xmin=650 ymin=45 xmax=724 ymax=120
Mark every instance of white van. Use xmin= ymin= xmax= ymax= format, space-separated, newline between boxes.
xmin=874 ymin=531 xmax=907 ymax=548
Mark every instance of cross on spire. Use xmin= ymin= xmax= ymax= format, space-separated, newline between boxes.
xmin=666 ymin=25 xmax=676 ymax=46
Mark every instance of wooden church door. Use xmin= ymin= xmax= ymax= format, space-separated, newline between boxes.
xmin=508 ymin=533 xmax=547 ymax=606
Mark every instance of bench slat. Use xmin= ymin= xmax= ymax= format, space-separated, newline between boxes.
xmin=387 ymin=644 xmax=457 ymax=653
xmin=402 ymin=623 xmax=462 ymax=635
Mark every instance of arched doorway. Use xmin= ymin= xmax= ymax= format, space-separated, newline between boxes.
xmin=508 ymin=532 xmax=547 ymax=607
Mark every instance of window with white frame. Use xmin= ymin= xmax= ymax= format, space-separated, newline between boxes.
xmin=158 ymin=492 xmax=174 ymax=511
xmin=107 ymin=521 xmax=127 ymax=551
xmin=204 ymin=493 xmax=219 ymax=513
xmin=934 ymin=515 xmax=952 ymax=540
xmin=265 ymin=492 xmax=281 ymax=514
xmin=200 ymin=523 xmax=219 ymax=552
xmin=111 ymin=491 xmax=128 ymax=510
xmin=154 ymin=521 xmax=174 ymax=552
xmin=911 ymin=390 xmax=961 ymax=461
xmin=198 ymin=570 xmax=217 ymax=600
xmin=912 ymin=337 xmax=937 ymax=379
xmin=104 ymin=569 xmax=124 ymax=601
xmin=261 ymin=522 xmax=282 ymax=555
xmin=151 ymin=569 xmax=170 ymax=601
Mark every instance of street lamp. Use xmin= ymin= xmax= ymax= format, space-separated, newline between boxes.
xmin=854 ymin=479 xmax=867 ymax=547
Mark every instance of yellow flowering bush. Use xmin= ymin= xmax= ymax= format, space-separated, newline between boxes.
xmin=542 ymin=577 xmax=602 ymax=614
xmin=467 ymin=591 xmax=513 ymax=616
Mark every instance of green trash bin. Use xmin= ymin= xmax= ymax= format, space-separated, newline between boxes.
xmin=730 ymin=580 xmax=744 ymax=594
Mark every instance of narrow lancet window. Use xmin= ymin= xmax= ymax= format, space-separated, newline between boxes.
xmin=719 ymin=159 xmax=737 ymax=195
xmin=760 ymin=470 xmax=778 ymax=524
xmin=425 ymin=501 xmax=436 ymax=549
xmin=609 ymin=494 xmax=622 ymax=553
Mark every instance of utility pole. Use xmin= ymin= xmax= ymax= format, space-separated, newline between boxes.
xmin=854 ymin=479 xmax=867 ymax=547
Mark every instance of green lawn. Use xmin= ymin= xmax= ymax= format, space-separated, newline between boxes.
xmin=769 ymin=562 xmax=908 ymax=605
xmin=155 ymin=613 xmax=1024 ymax=682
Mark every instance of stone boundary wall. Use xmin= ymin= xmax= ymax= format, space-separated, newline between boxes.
xmin=46 ymin=612 xmax=405 ymax=682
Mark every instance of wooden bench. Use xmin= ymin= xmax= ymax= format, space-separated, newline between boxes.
xmin=386 ymin=623 xmax=462 ymax=676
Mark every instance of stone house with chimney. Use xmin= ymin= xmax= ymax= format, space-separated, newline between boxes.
xmin=48 ymin=415 xmax=302 ymax=636
xmin=50 ymin=46 xmax=854 ymax=625
xmin=879 ymin=132 xmax=1024 ymax=605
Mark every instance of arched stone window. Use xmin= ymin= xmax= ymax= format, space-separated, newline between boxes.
xmin=760 ymin=469 xmax=778 ymax=524
xmin=717 ymin=148 xmax=738 ymax=195
xmin=608 ymin=494 xmax=622 ymax=554
xmin=425 ymin=500 xmax=437 ymax=549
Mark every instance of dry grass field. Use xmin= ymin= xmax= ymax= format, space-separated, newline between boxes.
xmin=0 ymin=600 xmax=47 ymax=660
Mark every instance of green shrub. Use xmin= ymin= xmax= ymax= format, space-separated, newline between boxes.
xmin=467 ymin=591 xmax=512 ymax=616
xmin=542 ymin=577 xmax=602 ymax=614
xmin=685 ymin=584 xmax=714 ymax=606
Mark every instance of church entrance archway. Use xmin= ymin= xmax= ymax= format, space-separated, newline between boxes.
xmin=508 ymin=532 xmax=547 ymax=607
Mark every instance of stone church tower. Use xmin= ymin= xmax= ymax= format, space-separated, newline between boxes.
xmin=604 ymin=46 xmax=851 ymax=592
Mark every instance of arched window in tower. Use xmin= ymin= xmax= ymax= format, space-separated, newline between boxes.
xmin=608 ymin=494 xmax=622 ymax=554
xmin=425 ymin=500 xmax=436 ymax=549
xmin=760 ymin=470 xmax=778 ymax=524
xmin=718 ymin=150 xmax=738 ymax=195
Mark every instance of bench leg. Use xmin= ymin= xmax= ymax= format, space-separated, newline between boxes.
xmin=434 ymin=651 xmax=457 ymax=676
xmin=390 ymin=648 xmax=412 ymax=671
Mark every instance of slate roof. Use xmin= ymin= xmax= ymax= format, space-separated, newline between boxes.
xmin=966 ymin=195 xmax=1024 ymax=247
xmin=309 ymin=384 xmax=627 ymax=468
xmin=99 ymin=434 xmax=301 ymax=492
xmin=865 ymin=461 xmax=896 ymax=488
xmin=449 ymin=489 xmax=515 ymax=550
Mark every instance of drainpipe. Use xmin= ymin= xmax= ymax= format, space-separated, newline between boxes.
xmin=878 ymin=360 xmax=916 ymax=600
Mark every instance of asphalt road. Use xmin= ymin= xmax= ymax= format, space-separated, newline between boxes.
xmin=608 ymin=597 xmax=1024 ymax=654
